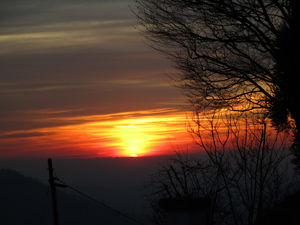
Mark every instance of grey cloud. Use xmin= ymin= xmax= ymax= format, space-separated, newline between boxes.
xmin=0 ymin=0 xmax=134 ymax=32
xmin=0 ymin=131 xmax=54 ymax=139
xmin=0 ymin=43 xmax=170 ymax=85
xmin=0 ymin=0 xmax=184 ymax=137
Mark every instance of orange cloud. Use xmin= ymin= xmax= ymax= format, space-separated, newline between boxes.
xmin=0 ymin=108 xmax=194 ymax=158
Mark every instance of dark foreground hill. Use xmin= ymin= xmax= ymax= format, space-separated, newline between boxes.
xmin=0 ymin=168 xmax=151 ymax=225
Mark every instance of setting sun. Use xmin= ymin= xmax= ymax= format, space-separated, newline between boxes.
xmin=112 ymin=125 xmax=153 ymax=156
xmin=101 ymin=114 xmax=188 ymax=157
xmin=0 ymin=109 xmax=195 ymax=158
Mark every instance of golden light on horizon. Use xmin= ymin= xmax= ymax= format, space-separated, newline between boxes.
xmin=0 ymin=107 xmax=286 ymax=159
xmin=0 ymin=109 xmax=192 ymax=158
xmin=98 ymin=116 xmax=186 ymax=157
xmin=111 ymin=125 xmax=156 ymax=157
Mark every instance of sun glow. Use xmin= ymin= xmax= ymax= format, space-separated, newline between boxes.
xmin=1 ymin=107 xmax=283 ymax=158
xmin=0 ymin=108 xmax=193 ymax=158
xmin=2 ymin=107 xmax=278 ymax=158
xmin=114 ymin=125 xmax=164 ymax=156
xmin=113 ymin=125 xmax=153 ymax=156
xmin=101 ymin=116 xmax=186 ymax=157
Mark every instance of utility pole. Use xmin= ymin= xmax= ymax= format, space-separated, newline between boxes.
xmin=48 ymin=158 xmax=60 ymax=225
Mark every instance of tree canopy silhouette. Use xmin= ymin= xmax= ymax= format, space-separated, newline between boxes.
xmin=144 ymin=113 xmax=298 ymax=225
xmin=134 ymin=0 xmax=300 ymax=167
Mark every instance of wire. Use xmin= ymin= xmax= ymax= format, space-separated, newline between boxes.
xmin=53 ymin=174 xmax=145 ymax=225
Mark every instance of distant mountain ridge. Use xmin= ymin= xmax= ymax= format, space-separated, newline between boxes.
xmin=0 ymin=168 xmax=52 ymax=225
xmin=0 ymin=168 xmax=151 ymax=225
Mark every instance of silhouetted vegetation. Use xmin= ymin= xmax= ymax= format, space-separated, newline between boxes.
xmin=134 ymin=0 xmax=300 ymax=168
xmin=144 ymin=114 xmax=299 ymax=225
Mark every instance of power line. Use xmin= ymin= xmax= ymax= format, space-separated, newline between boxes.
xmin=53 ymin=173 xmax=145 ymax=225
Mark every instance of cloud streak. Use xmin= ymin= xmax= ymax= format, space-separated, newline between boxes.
xmin=0 ymin=0 xmax=187 ymax=158
xmin=0 ymin=108 xmax=192 ymax=158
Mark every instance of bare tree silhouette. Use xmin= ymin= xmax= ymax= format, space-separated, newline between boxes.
xmin=134 ymin=0 xmax=300 ymax=168
xmin=144 ymin=113 xmax=298 ymax=225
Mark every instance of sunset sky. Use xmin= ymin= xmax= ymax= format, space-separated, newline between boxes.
xmin=0 ymin=0 xmax=196 ymax=158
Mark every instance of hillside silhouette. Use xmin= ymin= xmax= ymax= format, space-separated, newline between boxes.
xmin=0 ymin=168 xmax=150 ymax=225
